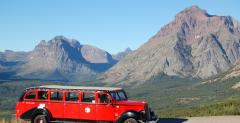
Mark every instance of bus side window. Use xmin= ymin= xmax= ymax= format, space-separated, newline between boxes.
xmin=38 ymin=91 xmax=48 ymax=100
xmin=82 ymin=92 xmax=95 ymax=103
xmin=50 ymin=91 xmax=63 ymax=101
xmin=25 ymin=91 xmax=36 ymax=100
xmin=66 ymin=91 xmax=79 ymax=101
xmin=98 ymin=93 xmax=111 ymax=103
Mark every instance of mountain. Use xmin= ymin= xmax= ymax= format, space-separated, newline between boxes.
xmin=0 ymin=50 xmax=28 ymax=80
xmin=0 ymin=36 xmax=121 ymax=81
xmin=16 ymin=36 xmax=118 ymax=81
xmin=0 ymin=50 xmax=28 ymax=61
xmin=113 ymin=48 xmax=133 ymax=61
xmin=0 ymin=50 xmax=28 ymax=69
xmin=99 ymin=6 xmax=240 ymax=84
xmin=205 ymin=60 xmax=240 ymax=83
xmin=81 ymin=45 xmax=117 ymax=64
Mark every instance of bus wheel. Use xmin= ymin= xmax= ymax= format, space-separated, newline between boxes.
xmin=32 ymin=115 xmax=49 ymax=123
xmin=124 ymin=118 xmax=138 ymax=123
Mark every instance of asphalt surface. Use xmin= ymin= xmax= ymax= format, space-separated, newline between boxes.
xmin=157 ymin=116 xmax=240 ymax=123
xmin=52 ymin=116 xmax=240 ymax=123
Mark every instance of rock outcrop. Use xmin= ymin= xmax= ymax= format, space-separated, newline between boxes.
xmin=113 ymin=48 xmax=133 ymax=61
xmin=99 ymin=6 xmax=240 ymax=84
xmin=0 ymin=36 xmax=119 ymax=81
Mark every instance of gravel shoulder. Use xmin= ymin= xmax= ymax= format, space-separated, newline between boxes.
xmin=157 ymin=116 xmax=240 ymax=123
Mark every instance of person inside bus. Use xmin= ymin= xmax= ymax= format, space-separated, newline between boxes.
xmin=99 ymin=94 xmax=110 ymax=103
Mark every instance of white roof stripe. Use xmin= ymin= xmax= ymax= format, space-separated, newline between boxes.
xmin=35 ymin=85 xmax=122 ymax=91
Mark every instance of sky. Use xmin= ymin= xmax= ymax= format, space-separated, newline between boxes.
xmin=0 ymin=0 xmax=239 ymax=54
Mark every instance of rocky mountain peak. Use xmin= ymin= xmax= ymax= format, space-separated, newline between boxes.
xmin=13 ymin=36 xmax=122 ymax=82
xmin=125 ymin=48 xmax=132 ymax=52
xmin=32 ymin=36 xmax=85 ymax=66
xmin=176 ymin=5 xmax=210 ymax=21
xmin=35 ymin=36 xmax=81 ymax=51
xmin=100 ymin=6 xmax=240 ymax=84
xmin=34 ymin=36 xmax=82 ymax=58
xmin=113 ymin=48 xmax=133 ymax=61
xmin=81 ymin=45 xmax=116 ymax=64
xmin=49 ymin=35 xmax=81 ymax=48
xmin=0 ymin=50 xmax=28 ymax=61
xmin=155 ymin=6 xmax=214 ymax=42
xmin=0 ymin=35 xmax=132 ymax=81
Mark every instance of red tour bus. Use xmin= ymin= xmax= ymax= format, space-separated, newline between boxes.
xmin=16 ymin=85 xmax=157 ymax=123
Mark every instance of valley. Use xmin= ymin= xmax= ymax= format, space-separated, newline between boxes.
xmin=1 ymin=5 xmax=240 ymax=122
xmin=1 ymin=76 xmax=240 ymax=121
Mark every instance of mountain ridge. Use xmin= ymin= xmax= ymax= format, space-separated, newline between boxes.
xmin=0 ymin=36 xmax=130 ymax=81
xmin=113 ymin=48 xmax=133 ymax=61
xmin=99 ymin=5 xmax=240 ymax=84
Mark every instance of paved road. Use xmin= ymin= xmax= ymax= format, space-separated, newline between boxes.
xmin=157 ymin=116 xmax=240 ymax=123
xmin=52 ymin=116 xmax=240 ymax=123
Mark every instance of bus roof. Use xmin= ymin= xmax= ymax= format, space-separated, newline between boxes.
xmin=27 ymin=85 xmax=122 ymax=91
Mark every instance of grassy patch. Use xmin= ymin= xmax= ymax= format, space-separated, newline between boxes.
xmin=1 ymin=77 xmax=240 ymax=120
xmin=158 ymin=99 xmax=240 ymax=117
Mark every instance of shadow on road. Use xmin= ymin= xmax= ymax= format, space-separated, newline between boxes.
xmin=157 ymin=118 xmax=188 ymax=123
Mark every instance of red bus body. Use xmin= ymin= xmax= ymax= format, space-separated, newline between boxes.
xmin=16 ymin=85 xmax=157 ymax=123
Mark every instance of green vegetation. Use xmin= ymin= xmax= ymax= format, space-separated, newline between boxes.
xmin=1 ymin=76 xmax=240 ymax=121
xmin=158 ymin=99 xmax=240 ymax=117
xmin=125 ymin=75 xmax=240 ymax=117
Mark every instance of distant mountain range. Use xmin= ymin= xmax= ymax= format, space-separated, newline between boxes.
xmin=112 ymin=48 xmax=133 ymax=61
xmin=2 ymin=6 xmax=240 ymax=119
xmin=0 ymin=36 xmax=132 ymax=81
xmin=99 ymin=6 xmax=240 ymax=84
xmin=1 ymin=6 xmax=240 ymax=83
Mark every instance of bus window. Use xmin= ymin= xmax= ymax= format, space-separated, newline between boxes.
xmin=50 ymin=91 xmax=63 ymax=101
xmin=82 ymin=92 xmax=95 ymax=103
xmin=38 ymin=91 xmax=48 ymax=100
xmin=25 ymin=91 xmax=36 ymax=100
xmin=66 ymin=91 xmax=79 ymax=101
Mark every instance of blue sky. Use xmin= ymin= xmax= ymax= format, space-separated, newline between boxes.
xmin=0 ymin=0 xmax=239 ymax=54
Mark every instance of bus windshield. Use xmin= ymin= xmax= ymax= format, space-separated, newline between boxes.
xmin=110 ymin=90 xmax=128 ymax=101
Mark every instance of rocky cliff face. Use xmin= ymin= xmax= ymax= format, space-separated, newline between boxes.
xmin=99 ymin=6 xmax=240 ymax=84
xmin=81 ymin=45 xmax=117 ymax=64
xmin=0 ymin=50 xmax=28 ymax=61
xmin=113 ymin=48 xmax=133 ymax=61
xmin=0 ymin=36 xmax=131 ymax=81
xmin=0 ymin=50 xmax=28 ymax=79
xmin=17 ymin=36 xmax=92 ymax=81
xmin=8 ymin=36 xmax=116 ymax=81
